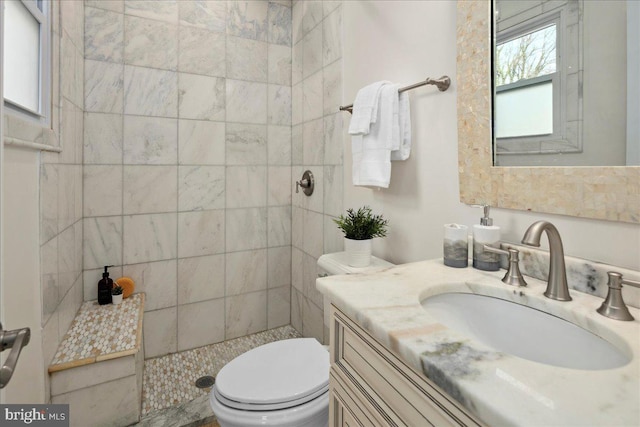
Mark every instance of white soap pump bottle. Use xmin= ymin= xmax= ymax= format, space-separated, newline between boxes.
xmin=472 ymin=205 xmax=501 ymax=271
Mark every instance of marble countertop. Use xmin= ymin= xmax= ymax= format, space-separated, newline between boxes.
xmin=317 ymin=260 xmax=640 ymax=426
xmin=49 ymin=293 xmax=145 ymax=373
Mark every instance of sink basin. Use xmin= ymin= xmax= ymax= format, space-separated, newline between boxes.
xmin=421 ymin=293 xmax=630 ymax=370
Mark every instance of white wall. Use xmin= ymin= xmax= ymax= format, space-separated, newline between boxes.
xmin=0 ymin=146 xmax=45 ymax=403
xmin=343 ymin=1 xmax=640 ymax=272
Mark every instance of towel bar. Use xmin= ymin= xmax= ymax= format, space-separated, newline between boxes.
xmin=339 ymin=75 xmax=451 ymax=113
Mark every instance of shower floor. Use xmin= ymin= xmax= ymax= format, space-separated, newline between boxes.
xmin=141 ymin=325 xmax=302 ymax=417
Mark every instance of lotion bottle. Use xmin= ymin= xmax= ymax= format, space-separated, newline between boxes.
xmin=98 ymin=265 xmax=114 ymax=305
xmin=472 ymin=205 xmax=501 ymax=271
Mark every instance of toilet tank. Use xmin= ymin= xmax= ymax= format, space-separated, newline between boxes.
xmin=317 ymin=251 xmax=394 ymax=277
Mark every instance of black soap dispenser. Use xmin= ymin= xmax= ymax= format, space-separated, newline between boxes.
xmin=98 ymin=265 xmax=115 ymax=305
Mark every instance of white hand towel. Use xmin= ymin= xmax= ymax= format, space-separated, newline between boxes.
xmin=348 ymin=81 xmax=390 ymax=135
xmin=352 ymin=84 xmax=399 ymax=188
xmin=391 ymin=91 xmax=411 ymax=161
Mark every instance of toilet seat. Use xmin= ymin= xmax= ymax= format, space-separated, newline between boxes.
xmin=213 ymin=338 xmax=330 ymax=411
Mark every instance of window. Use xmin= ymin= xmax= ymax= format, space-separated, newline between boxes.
xmin=3 ymin=0 xmax=50 ymax=124
xmin=493 ymin=1 xmax=583 ymax=159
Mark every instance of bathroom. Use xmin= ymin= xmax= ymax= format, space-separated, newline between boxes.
xmin=1 ymin=0 xmax=638 ymax=426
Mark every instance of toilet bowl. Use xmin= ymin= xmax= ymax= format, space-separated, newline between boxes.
xmin=209 ymin=338 xmax=330 ymax=427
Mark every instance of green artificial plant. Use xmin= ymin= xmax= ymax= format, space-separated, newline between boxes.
xmin=334 ymin=206 xmax=389 ymax=240
xmin=112 ymin=284 xmax=124 ymax=296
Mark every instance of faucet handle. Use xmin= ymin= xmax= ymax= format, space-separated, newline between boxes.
xmin=596 ymin=272 xmax=640 ymax=321
xmin=483 ymin=245 xmax=528 ymax=287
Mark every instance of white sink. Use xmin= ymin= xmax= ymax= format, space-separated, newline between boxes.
xmin=421 ymin=293 xmax=630 ymax=370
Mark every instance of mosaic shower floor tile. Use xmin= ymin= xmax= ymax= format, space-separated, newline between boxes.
xmin=141 ymin=325 xmax=302 ymax=417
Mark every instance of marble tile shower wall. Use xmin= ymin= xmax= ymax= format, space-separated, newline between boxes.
xmin=290 ymin=1 xmax=343 ymax=344
xmin=81 ymin=0 xmax=293 ymax=358
xmin=40 ymin=0 xmax=85 ymax=402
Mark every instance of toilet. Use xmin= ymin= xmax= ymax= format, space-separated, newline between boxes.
xmin=209 ymin=251 xmax=394 ymax=427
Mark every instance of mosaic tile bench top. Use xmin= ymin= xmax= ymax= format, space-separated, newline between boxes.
xmin=48 ymin=293 xmax=145 ymax=373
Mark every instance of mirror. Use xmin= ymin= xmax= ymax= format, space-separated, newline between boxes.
xmin=493 ymin=0 xmax=639 ymax=167
xmin=457 ymin=0 xmax=639 ymax=223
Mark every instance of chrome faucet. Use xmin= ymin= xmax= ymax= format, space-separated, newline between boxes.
xmin=521 ymin=221 xmax=571 ymax=301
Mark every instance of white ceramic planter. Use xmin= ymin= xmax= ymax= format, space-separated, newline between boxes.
xmin=112 ymin=294 xmax=123 ymax=305
xmin=345 ymin=238 xmax=372 ymax=267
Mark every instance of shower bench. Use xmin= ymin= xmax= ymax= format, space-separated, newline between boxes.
xmin=47 ymin=293 xmax=145 ymax=427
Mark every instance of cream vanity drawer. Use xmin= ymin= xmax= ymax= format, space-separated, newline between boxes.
xmin=330 ymin=305 xmax=484 ymax=427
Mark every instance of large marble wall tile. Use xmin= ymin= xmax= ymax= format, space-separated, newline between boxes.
xmin=225 ymin=291 xmax=267 ymax=339
xmin=323 ymin=112 xmax=343 ymax=165
xmin=301 ymin=0 xmax=322 ymax=36
xmin=268 ymin=166 xmax=292 ymax=206
xmin=291 ymin=123 xmax=303 ymax=165
xmin=292 ymin=1 xmax=303 ymax=45
xmin=323 ymin=165 xmax=342 ymax=217
xmin=123 ymin=166 xmax=177 ymax=214
xmin=123 ymin=213 xmax=178 ymax=264
xmin=226 ymin=79 xmax=267 ymax=124
xmin=268 ymin=286 xmax=291 ymax=329
xmin=226 ymin=123 xmax=267 ymax=165
xmin=292 ymin=82 xmax=303 ymax=126
xmin=178 ymin=120 xmax=226 ymax=165
xmin=41 ymin=165 xmax=59 ymax=245
xmin=60 ymin=28 xmax=77 ymax=102
xmin=124 ymin=66 xmax=178 ymax=117
xmin=268 ymin=206 xmax=291 ymax=247
xmin=302 ymin=209 xmax=323 ymax=258
xmin=268 ymin=44 xmax=292 ymax=86
xmin=143 ymin=307 xmax=177 ymax=358
xmin=226 ymin=36 xmax=267 ymax=82
xmin=322 ymin=6 xmax=341 ymax=66
xmin=58 ymin=166 xmax=78 ymax=231
xmin=267 ymin=125 xmax=291 ymax=165
xmin=73 ymin=165 xmax=83 ymax=224
xmin=302 ymin=296 xmax=324 ymax=343
xmin=85 ymin=6 xmax=124 ymax=63
xmin=124 ymin=15 xmax=178 ymax=70
xmin=179 ymin=27 xmax=226 ymax=77
xmin=123 ymin=116 xmax=178 ymax=164
xmin=292 ymin=40 xmax=303 ymax=85
xmin=227 ymin=1 xmax=268 ymax=42
xmin=125 ymin=0 xmax=178 ymax=23
xmin=291 ymin=207 xmax=304 ymax=249
xmin=179 ymin=1 xmax=226 ymax=32
xmin=302 ymin=118 xmax=324 ymax=165
xmin=60 ymin=99 xmax=78 ymax=164
xmin=178 ymin=73 xmax=225 ymax=121
xmin=85 ymin=60 xmax=123 ymax=114
xmin=268 ymin=84 xmax=292 ymax=126
xmin=73 ymin=221 xmax=83 ymax=280
xmin=178 ymin=210 xmax=225 ymax=258
xmin=302 ymin=252 xmax=323 ymax=308
xmin=226 ymin=166 xmax=267 ymax=208
xmin=268 ymin=246 xmax=291 ymax=288
xmin=178 ymin=165 xmax=225 ymax=211
xmin=57 ymin=278 xmax=82 ymax=348
xmin=323 ymin=214 xmax=343 ymax=254
xmin=302 ymin=22 xmax=322 ymax=79
xmin=225 ymin=249 xmax=267 ymax=296
xmin=323 ymin=59 xmax=341 ymax=116
xmin=178 ymin=298 xmax=225 ymax=351
xmin=85 ymin=0 xmax=124 ymax=14
xmin=83 ymin=216 xmax=123 ymax=269
xmin=84 ymin=113 xmax=123 ymax=165
xmin=291 ymin=287 xmax=303 ymax=332
xmin=268 ymin=2 xmax=292 ymax=46
xmin=225 ymin=207 xmax=267 ymax=252
xmin=323 ymin=1 xmax=341 ymax=17
xmin=124 ymin=260 xmax=177 ymax=311
xmin=177 ymin=254 xmax=225 ymax=305
xmin=302 ymin=71 xmax=323 ymax=121
xmin=41 ymin=237 xmax=59 ymax=322
xmin=84 ymin=165 xmax=123 ymax=217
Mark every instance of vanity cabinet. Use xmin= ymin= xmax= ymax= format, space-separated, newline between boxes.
xmin=329 ymin=305 xmax=484 ymax=427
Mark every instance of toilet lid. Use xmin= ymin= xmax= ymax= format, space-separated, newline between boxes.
xmin=214 ymin=338 xmax=329 ymax=410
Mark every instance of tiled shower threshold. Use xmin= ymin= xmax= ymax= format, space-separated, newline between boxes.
xmin=135 ymin=326 xmax=302 ymax=426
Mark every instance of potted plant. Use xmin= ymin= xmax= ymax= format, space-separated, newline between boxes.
xmin=111 ymin=285 xmax=124 ymax=305
xmin=334 ymin=206 xmax=388 ymax=267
